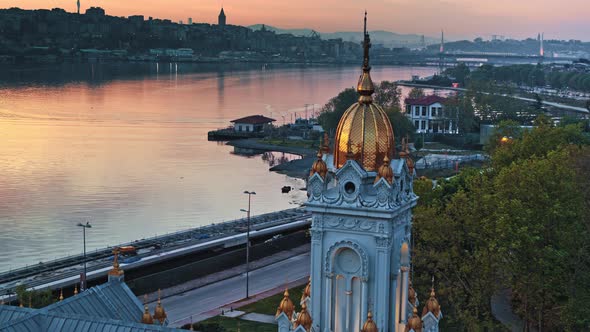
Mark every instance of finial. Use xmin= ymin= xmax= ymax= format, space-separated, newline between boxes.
xmin=361 ymin=310 xmax=378 ymax=332
xmin=74 ymin=284 xmax=78 ymax=295
xmin=59 ymin=288 xmax=64 ymax=301
xmin=357 ymin=11 xmax=374 ymax=103
xmin=108 ymin=248 xmax=124 ymax=277
xmin=141 ymin=295 xmax=154 ymax=324
xmin=375 ymin=155 xmax=393 ymax=184
xmin=153 ymin=289 xmax=167 ymax=324
xmin=28 ymin=293 xmax=32 ymax=308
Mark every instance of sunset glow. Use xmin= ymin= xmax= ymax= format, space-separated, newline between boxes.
xmin=2 ymin=0 xmax=589 ymax=40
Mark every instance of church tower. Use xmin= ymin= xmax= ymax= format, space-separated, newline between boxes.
xmin=303 ymin=12 xmax=420 ymax=332
xmin=218 ymin=8 xmax=226 ymax=27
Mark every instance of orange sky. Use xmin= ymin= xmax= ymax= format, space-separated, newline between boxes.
xmin=2 ymin=0 xmax=589 ymax=40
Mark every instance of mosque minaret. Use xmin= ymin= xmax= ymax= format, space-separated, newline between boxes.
xmin=275 ymin=12 xmax=442 ymax=332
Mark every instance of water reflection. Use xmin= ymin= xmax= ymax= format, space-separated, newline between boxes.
xmin=0 ymin=64 xmax=435 ymax=271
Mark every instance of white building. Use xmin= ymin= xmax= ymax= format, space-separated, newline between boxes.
xmin=405 ymin=95 xmax=458 ymax=134
xmin=230 ymin=115 xmax=276 ymax=133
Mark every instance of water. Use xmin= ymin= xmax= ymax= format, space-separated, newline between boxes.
xmin=0 ymin=63 xmax=435 ymax=271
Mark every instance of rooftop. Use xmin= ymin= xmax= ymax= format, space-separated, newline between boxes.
xmin=405 ymin=95 xmax=448 ymax=106
xmin=230 ymin=115 xmax=276 ymax=125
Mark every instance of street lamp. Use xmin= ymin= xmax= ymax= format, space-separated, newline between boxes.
xmin=76 ymin=221 xmax=92 ymax=292
xmin=241 ymin=190 xmax=256 ymax=299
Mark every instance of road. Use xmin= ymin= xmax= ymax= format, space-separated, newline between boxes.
xmin=163 ymin=252 xmax=311 ymax=326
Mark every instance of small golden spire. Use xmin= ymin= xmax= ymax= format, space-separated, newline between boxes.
xmin=141 ymin=295 xmax=154 ymax=325
xmin=399 ymin=136 xmax=414 ymax=175
xmin=422 ymin=276 xmax=441 ymax=318
xmin=405 ymin=306 xmax=423 ymax=332
xmin=19 ymin=301 xmax=23 ymax=308
xmin=59 ymin=289 xmax=64 ymax=302
xmin=310 ymin=150 xmax=328 ymax=179
xmin=294 ymin=302 xmax=313 ymax=331
xmin=74 ymin=284 xmax=78 ymax=295
xmin=108 ymin=248 xmax=124 ymax=277
xmin=375 ymin=155 xmax=393 ymax=184
xmin=275 ymin=287 xmax=295 ymax=320
xmin=361 ymin=311 xmax=378 ymax=332
xmin=301 ymin=277 xmax=311 ymax=303
xmin=153 ymin=289 xmax=167 ymax=324
xmin=408 ymin=279 xmax=417 ymax=306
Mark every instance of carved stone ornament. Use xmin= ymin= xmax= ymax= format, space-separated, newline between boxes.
xmin=324 ymin=240 xmax=369 ymax=278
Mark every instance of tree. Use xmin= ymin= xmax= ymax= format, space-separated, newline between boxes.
xmin=385 ymin=107 xmax=415 ymax=141
xmin=374 ymin=81 xmax=401 ymax=109
xmin=318 ymin=81 xmax=402 ymax=133
xmin=15 ymin=285 xmax=55 ymax=308
xmin=317 ymin=88 xmax=357 ymax=133
xmin=414 ymin=126 xmax=590 ymax=330
xmin=408 ymin=87 xmax=426 ymax=100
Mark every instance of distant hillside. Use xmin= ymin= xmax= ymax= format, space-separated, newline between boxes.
xmin=248 ymin=24 xmax=438 ymax=48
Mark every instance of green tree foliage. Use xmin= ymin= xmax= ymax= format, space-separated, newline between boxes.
xmin=412 ymin=122 xmax=590 ymax=331
xmin=374 ymin=80 xmax=402 ymax=109
xmin=385 ymin=108 xmax=415 ymax=141
xmin=15 ymin=285 xmax=55 ymax=308
xmin=408 ymin=87 xmax=426 ymax=100
xmin=317 ymin=82 xmax=402 ymax=133
xmin=444 ymin=63 xmax=471 ymax=86
xmin=466 ymin=63 xmax=590 ymax=92
xmin=317 ymin=88 xmax=357 ymax=133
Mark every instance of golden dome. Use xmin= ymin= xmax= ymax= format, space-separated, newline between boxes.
xmin=310 ymin=151 xmax=328 ymax=179
xmin=361 ymin=311 xmax=378 ymax=332
xmin=422 ymin=287 xmax=441 ymax=318
xmin=294 ymin=302 xmax=313 ymax=331
xmin=333 ymin=14 xmax=394 ymax=171
xmin=276 ymin=288 xmax=295 ymax=320
xmin=405 ymin=306 xmax=423 ymax=332
xmin=141 ymin=304 xmax=154 ymax=324
xmin=153 ymin=290 xmax=167 ymax=324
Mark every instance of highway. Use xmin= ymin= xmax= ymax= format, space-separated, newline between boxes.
xmin=165 ymin=252 xmax=311 ymax=327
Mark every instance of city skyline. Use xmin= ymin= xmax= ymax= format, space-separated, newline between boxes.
xmin=1 ymin=0 xmax=589 ymax=41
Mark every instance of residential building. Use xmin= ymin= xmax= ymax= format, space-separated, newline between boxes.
xmin=405 ymin=95 xmax=458 ymax=134
xmin=231 ymin=115 xmax=276 ymax=133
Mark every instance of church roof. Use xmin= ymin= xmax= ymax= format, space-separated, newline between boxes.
xmin=219 ymin=8 xmax=226 ymax=17
xmin=0 ymin=281 xmax=182 ymax=332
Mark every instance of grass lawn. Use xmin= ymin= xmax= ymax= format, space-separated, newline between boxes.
xmin=191 ymin=316 xmax=276 ymax=332
xmin=238 ymin=284 xmax=306 ymax=315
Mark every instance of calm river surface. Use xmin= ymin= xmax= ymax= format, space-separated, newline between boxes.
xmin=0 ymin=63 xmax=435 ymax=271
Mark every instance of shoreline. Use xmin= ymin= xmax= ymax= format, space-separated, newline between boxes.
xmin=226 ymin=139 xmax=315 ymax=179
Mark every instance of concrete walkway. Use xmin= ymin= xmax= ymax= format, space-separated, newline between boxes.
xmin=491 ymin=288 xmax=537 ymax=332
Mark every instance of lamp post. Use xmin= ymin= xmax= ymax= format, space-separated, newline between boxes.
xmin=76 ymin=221 xmax=92 ymax=291
xmin=241 ymin=190 xmax=256 ymax=299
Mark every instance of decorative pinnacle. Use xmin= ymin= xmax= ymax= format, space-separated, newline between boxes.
xmin=357 ymin=11 xmax=374 ymax=103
